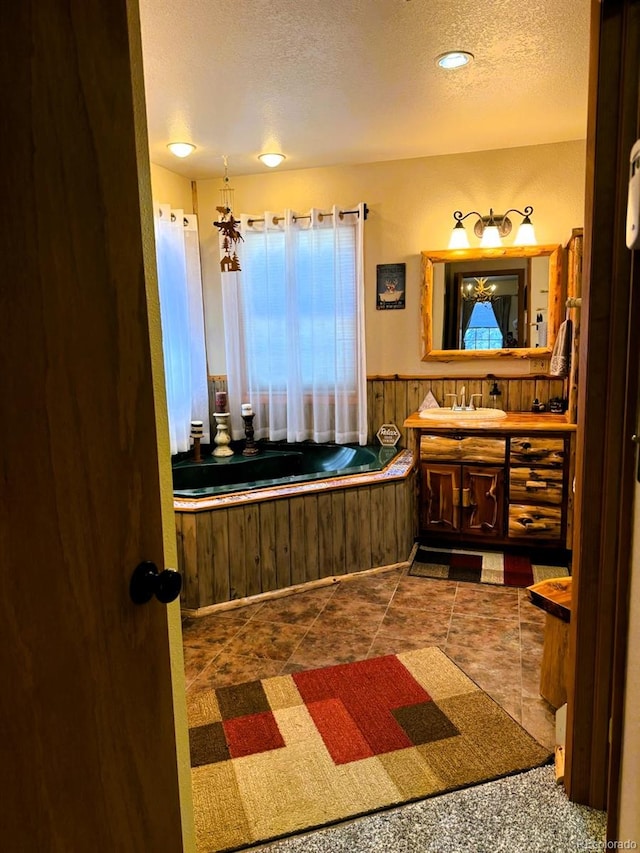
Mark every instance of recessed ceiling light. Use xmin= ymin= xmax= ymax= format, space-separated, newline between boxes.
xmin=167 ymin=142 xmax=196 ymax=158
xmin=436 ymin=51 xmax=474 ymax=70
xmin=258 ymin=152 xmax=286 ymax=168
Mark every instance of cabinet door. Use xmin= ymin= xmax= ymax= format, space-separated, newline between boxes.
xmin=461 ymin=465 xmax=504 ymax=537
xmin=420 ymin=463 xmax=460 ymax=532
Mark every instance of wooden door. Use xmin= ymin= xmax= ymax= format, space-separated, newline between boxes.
xmin=420 ymin=463 xmax=461 ymax=531
xmin=461 ymin=465 xmax=504 ymax=537
xmin=0 ymin=2 xmax=186 ymax=850
xmin=566 ymin=0 xmax=640 ymax=822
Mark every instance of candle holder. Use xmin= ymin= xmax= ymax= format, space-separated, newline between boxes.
xmin=190 ymin=420 xmax=204 ymax=462
xmin=242 ymin=413 xmax=260 ymax=456
xmin=212 ymin=413 xmax=234 ymax=457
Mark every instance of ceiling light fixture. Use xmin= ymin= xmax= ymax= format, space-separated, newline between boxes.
xmin=167 ymin=142 xmax=196 ymax=158
xmin=436 ymin=51 xmax=474 ymax=70
xmin=258 ymin=152 xmax=286 ymax=168
xmin=448 ymin=206 xmax=537 ymax=249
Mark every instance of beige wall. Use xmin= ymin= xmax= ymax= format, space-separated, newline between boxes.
xmin=195 ymin=140 xmax=585 ymax=377
xmin=150 ymin=162 xmax=194 ymax=213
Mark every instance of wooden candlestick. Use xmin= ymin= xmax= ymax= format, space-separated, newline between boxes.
xmin=242 ymin=413 xmax=259 ymax=456
xmin=190 ymin=420 xmax=204 ymax=462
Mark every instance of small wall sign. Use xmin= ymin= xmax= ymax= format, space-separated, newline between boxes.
xmin=376 ymin=263 xmax=406 ymax=310
xmin=376 ymin=423 xmax=401 ymax=447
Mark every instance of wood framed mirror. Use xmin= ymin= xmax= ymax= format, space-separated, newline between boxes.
xmin=420 ymin=245 xmax=563 ymax=361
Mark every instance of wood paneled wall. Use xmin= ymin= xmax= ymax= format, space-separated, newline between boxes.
xmin=176 ymin=471 xmax=417 ymax=610
xmin=210 ymin=375 xmax=568 ymax=449
xmin=366 ymin=376 xmax=567 ymax=447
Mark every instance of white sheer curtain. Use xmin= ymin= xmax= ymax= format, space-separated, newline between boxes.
xmin=154 ymin=204 xmax=209 ymax=454
xmin=221 ymin=204 xmax=367 ymax=445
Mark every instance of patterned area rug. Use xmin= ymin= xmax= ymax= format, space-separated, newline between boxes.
xmin=188 ymin=647 xmax=551 ymax=852
xmin=409 ymin=545 xmax=570 ymax=588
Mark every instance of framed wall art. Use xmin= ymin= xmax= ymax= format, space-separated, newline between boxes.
xmin=376 ymin=263 xmax=406 ymax=310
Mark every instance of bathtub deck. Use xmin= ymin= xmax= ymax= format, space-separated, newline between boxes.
xmin=174 ymin=448 xmax=414 ymax=512
xmin=175 ymin=450 xmax=417 ymax=609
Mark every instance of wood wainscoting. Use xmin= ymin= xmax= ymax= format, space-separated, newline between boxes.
xmin=176 ymin=463 xmax=417 ymax=612
xmin=366 ymin=376 xmax=568 ymax=448
xmin=209 ymin=375 xmax=568 ymax=450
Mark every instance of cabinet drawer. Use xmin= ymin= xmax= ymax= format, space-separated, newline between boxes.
xmin=508 ymin=504 xmax=562 ymax=540
xmin=510 ymin=437 xmax=565 ymax=467
xmin=420 ymin=434 xmax=506 ymax=464
xmin=509 ymin=468 xmax=564 ymax=505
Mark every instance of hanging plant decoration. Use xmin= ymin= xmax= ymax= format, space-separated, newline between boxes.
xmin=214 ymin=159 xmax=243 ymax=272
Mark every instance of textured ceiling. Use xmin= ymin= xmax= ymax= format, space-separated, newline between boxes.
xmin=139 ymin=0 xmax=591 ymax=180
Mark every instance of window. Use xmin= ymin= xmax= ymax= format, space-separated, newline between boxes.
xmin=463 ymin=301 xmax=503 ymax=350
xmin=221 ymin=206 xmax=367 ymax=444
xmin=241 ymin=227 xmax=357 ymax=390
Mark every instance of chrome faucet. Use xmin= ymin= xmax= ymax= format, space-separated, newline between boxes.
xmin=445 ymin=389 xmax=484 ymax=411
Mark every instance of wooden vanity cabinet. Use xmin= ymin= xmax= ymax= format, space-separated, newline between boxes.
xmin=417 ymin=429 xmax=570 ymax=548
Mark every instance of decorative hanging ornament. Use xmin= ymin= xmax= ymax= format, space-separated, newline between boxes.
xmin=213 ymin=156 xmax=243 ymax=272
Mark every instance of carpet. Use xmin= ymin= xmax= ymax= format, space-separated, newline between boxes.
xmin=188 ymin=647 xmax=551 ymax=852
xmin=409 ymin=544 xmax=570 ymax=588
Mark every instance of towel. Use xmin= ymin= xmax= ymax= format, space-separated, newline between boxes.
xmin=550 ymin=318 xmax=573 ymax=377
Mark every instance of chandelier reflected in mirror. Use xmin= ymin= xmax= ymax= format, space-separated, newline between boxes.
xmin=461 ymin=277 xmax=497 ymax=302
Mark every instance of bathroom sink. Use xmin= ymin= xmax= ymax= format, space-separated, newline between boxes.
xmin=418 ymin=407 xmax=507 ymax=421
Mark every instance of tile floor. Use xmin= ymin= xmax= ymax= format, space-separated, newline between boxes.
xmin=182 ymin=566 xmax=556 ymax=749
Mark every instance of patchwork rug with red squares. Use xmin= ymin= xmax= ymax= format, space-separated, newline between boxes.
xmin=188 ymin=647 xmax=551 ymax=852
xmin=409 ymin=544 xmax=570 ymax=588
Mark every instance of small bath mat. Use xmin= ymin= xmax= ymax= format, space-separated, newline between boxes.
xmin=409 ymin=545 xmax=570 ymax=588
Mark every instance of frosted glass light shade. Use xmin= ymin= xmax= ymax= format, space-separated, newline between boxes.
xmin=258 ymin=152 xmax=286 ymax=168
xmin=480 ymin=225 xmax=502 ymax=248
xmin=437 ymin=51 xmax=474 ymax=69
xmin=514 ymin=221 xmax=537 ymax=246
xmin=167 ymin=142 xmax=196 ymax=158
xmin=448 ymin=225 xmax=470 ymax=249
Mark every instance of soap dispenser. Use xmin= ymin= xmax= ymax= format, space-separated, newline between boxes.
xmin=489 ymin=381 xmax=502 ymax=409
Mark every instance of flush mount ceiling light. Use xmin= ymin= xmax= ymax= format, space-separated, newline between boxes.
xmin=448 ymin=206 xmax=537 ymax=249
xmin=436 ymin=51 xmax=474 ymax=69
xmin=258 ymin=152 xmax=286 ymax=168
xmin=167 ymin=142 xmax=196 ymax=158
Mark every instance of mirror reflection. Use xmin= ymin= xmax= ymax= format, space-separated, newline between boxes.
xmin=421 ymin=246 xmax=562 ymax=360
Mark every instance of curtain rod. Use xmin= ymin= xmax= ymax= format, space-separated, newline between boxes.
xmin=247 ymin=204 xmax=368 ymax=227
xmin=158 ymin=208 xmax=191 ymax=227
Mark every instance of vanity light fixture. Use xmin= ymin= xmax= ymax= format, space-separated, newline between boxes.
xmin=436 ymin=51 xmax=474 ymax=69
xmin=448 ymin=206 xmax=537 ymax=249
xmin=167 ymin=142 xmax=196 ymax=158
xmin=258 ymin=152 xmax=286 ymax=168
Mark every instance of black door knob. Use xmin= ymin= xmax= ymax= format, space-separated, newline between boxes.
xmin=130 ymin=561 xmax=182 ymax=605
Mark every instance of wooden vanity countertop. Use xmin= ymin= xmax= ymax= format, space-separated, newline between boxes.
xmin=403 ymin=411 xmax=577 ymax=432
